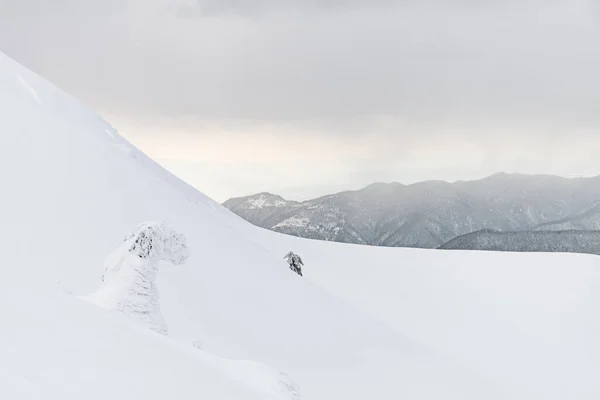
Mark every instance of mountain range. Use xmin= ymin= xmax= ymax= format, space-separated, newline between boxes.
xmin=224 ymin=174 xmax=600 ymax=248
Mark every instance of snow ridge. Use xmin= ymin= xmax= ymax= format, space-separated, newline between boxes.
xmin=17 ymin=75 xmax=42 ymax=104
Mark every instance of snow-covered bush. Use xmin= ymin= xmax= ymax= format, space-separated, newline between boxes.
xmin=85 ymin=222 xmax=189 ymax=335
xmin=284 ymin=251 xmax=303 ymax=277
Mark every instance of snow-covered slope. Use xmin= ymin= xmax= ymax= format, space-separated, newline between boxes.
xmin=257 ymin=229 xmax=600 ymax=399
xmin=0 ymin=52 xmax=507 ymax=399
xmin=0 ymin=279 xmax=264 ymax=400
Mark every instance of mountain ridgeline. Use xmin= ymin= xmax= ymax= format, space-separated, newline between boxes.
xmin=439 ymin=229 xmax=600 ymax=255
xmin=223 ymin=174 xmax=600 ymax=249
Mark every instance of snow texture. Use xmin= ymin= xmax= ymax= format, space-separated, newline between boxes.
xmin=256 ymin=227 xmax=600 ymax=400
xmin=189 ymin=344 xmax=301 ymax=400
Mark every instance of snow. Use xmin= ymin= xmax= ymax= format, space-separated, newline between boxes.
xmin=17 ymin=75 xmax=42 ymax=104
xmin=190 ymin=346 xmax=301 ymax=400
xmin=257 ymin=230 xmax=600 ymax=399
xmin=0 ymin=50 xmax=596 ymax=399
xmin=274 ymin=216 xmax=310 ymax=229
xmin=245 ymin=194 xmax=289 ymax=209
xmin=0 ymin=279 xmax=262 ymax=400
xmin=0 ymin=51 xmax=505 ymax=399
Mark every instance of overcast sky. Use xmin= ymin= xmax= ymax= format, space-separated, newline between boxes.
xmin=1 ymin=0 xmax=599 ymax=201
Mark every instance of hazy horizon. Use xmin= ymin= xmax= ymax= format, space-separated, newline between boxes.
xmin=1 ymin=0 xmax=599 ymax=201
xmin=227 ymin=171 xmax=600 ymax=202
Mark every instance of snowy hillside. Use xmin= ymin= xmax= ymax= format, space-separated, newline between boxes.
xmin=0 ymin=279 xmax=264 ymax=400
xmin=255 ymin=229 xmax=600 ymax=399
xmin=0 ymin=51 xmax=509 ymax=399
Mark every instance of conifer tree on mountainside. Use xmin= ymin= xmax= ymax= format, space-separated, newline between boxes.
xmin=284 ymin=251 xmax=303 ymax=276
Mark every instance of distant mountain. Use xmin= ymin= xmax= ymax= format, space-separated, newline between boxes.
xmin=223 ymin=173 xmax=600 ymax=248
xmin=223 ymin=192 xmax=299 ymax=227
xmin=439 ymin=229 xmax=600 ymax=256
xmin=533 ymin=201 xmax=600 ymax=231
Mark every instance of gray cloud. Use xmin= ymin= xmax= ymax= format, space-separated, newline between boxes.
xmin=181 ymin=0 xmax=561 ymax=16
xmin=3 ymin=0 xmax=595 ymax=125
xmin=1 ymin=0 xmax=599 ymax=198
xmin=0 ymin=0 xmax=124 ymax=17
xmin=179 ymin=0 xmax=400 ymax=16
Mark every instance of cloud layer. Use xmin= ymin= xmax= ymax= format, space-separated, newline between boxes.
xmin=1 ymin=0 xmax=598 ymax=199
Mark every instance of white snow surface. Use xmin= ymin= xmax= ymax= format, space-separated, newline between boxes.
xmin=0 ymin=280 xmax=263 ymax=400
xmin=0 ymin=51 xmax=596 ymax=399
xmin=257 ymin=231 xmax=600 ymax=399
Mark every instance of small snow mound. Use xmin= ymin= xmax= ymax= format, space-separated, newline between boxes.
xmin=223 ymin=360 xmax=300 ymax=400
xmin=191 ymin=339 xmax=203 ymax=350
xmin=55 ymin=280 xmax=73 ymax=295
xmin=274 ymin=371 xmax=301 ymax=400
xmin=190 ymin=343 xmax=301 ymax=400
xmin=83 ymin=222 xmax=188 ymax=334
